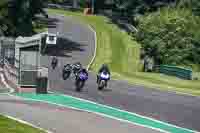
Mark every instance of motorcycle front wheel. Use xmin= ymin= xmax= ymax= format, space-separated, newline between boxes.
xmin=62 ymin=72 xmax=70 ymax=80
xmin=98 ymin=80 xmax=105 ymax=90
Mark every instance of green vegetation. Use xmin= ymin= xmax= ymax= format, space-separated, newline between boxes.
xmin=33 ymin=20 xmax=48 ymax=33
xmin=0 ymin=115 xmax=45 ymax=133
xmin=112 ymin=0 xmax=175 ymax=17
xmin=0 ymin=0 xmax=47 ymax=37
xmin=48 ymin=9 xmax=200 ymax=96
xmin=113 ymin=72 xmax=200 ymax=96
xmin=135 ymin=8 xmax=200 ymax=70
xmin=48 ymin=9 xmax=140 ymax=74
xmin=0 ymin=0 xmax=199 ymax=95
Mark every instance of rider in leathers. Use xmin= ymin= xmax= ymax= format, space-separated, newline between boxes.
xmin=97 ymin=64 xmax=110 ymax=86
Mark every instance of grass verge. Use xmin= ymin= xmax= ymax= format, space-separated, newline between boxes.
xmin=33 ymin=20 xmax=48 ymax=33
xmin=0 ymin=115 xmax=45 ymax=133
xmin=47 ymin=9 xmax=140 ymax=74
xmin=47 ymin=9 xmax=200 ymax=96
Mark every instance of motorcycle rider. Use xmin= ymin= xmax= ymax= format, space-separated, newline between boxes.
xmin=97 ymin=64 xmax=110 ymax=85
xmin=63 ymin=64 xmax=72 ymax=71
xmin=62 ymin=63 xmax=73 ymax=79
xmin=76 ymin=68 xmax=89 ymax=80
xmin=75 ymin=68 xmax=88 ymax=91
xmin=51 ymin=56 xmax=58 ymax=69
xmin=72 ymin=62 xmax=82 ymax=76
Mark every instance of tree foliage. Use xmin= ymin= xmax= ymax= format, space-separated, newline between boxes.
xmin=112 ymin=0 xmax=176 ymax=16
xmin=176 ymin=0 xmax=200 ymax=16
xmin=136 ymin=8 xmax=200 ymax=69
xmin=0 ymin=0 xmax=47 ymax=37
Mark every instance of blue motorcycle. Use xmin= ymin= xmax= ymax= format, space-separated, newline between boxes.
xmin=98 ymin=71 xmax=110 ymax=90
xmin=75 ymin=72 xmax=88 ymax=92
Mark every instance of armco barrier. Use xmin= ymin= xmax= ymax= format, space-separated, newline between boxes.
xmin=159 ymin=65 xmax=192 ymax=80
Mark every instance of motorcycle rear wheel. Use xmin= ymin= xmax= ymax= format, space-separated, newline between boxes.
xmin=75 ymin=80 xmax=85 ymax=92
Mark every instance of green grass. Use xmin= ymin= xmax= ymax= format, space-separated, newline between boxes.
xmin=0 ymin=115 xmax=45 ymax=133
xmin=112 ymin=72 xmax=200 ymax=96
xmin=47 ymin=9 xmax=200 ymax=96
xmin=34 ymin=27 xmax=47 ymax=33
xmin=33 ymin=20 xmax=48 ymax=33
xmin=47 ymin=9 xmax=140 ymax=74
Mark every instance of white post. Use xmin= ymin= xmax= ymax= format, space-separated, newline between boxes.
xmin=92 ymin=0 xmax=94 ymax=14
xmin=73 ymin=0 xmax=78 ymax=9
xmin=38 ymin=37 xmax=42 ymax=77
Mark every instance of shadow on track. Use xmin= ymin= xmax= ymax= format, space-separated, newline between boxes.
xmin=42 ymin=37 xmax=86 ymax=57
xmin=35 ymin=16 xmax=60 ymax=29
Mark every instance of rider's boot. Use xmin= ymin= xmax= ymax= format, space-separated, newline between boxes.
xmin=96 ymin=75 xmax=99 ymax=83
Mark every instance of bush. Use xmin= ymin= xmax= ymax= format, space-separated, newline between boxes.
xmin=135 ymin=7 xmax=200 ymax=70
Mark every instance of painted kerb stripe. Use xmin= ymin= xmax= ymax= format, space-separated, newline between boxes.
xmin=14 ymin=93 xmax=198 ymax=133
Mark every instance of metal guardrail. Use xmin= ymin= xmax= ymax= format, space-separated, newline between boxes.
xmin=117 ymin=20 xmax=138 ymax=33
xmin=157 ymin=65 xmax=193 ymax=80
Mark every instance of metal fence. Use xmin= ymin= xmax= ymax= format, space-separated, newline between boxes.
xmin=19 ymin=50 xmax=39 ymax=87
xmin=0 ymin=33 xmax=50 ymax=91
xmin=0 ymin=37 xmax=15 ymax=66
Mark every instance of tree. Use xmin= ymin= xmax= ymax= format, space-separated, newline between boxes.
xmin=113 ymin=0 xmax=176 ymax=15
xmin=6 ymin=0 xmax=47 ymax=36
xmin=176 ymin=0 xmax=200 ymax=16
xmin=135 ymin=8 xmax=200 ymax=69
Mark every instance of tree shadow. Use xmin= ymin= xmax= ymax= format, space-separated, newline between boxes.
xmin=42 ymin=36 xmax=86 ymax=57
xmin=35 ymin=16 xmax=60 ymax=29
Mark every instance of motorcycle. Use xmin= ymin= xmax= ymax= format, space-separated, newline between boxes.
xmin=98 ymin=71 xmax=110 ymax=90
xmin=62 ymin=64 xmax=72 ymax=80
xmin=51 ymin=57 xmax=58 ymax=70
xmin=72 ymin=62 xmax=82 ymax=77
xmin=75 ymin=72 xmax=88 ymax=92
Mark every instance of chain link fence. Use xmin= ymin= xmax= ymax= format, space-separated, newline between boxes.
xmin=0 ymin=37 xmax=15 ymax=66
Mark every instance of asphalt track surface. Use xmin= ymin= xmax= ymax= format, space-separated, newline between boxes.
xmin=0 ymin=15 xmax=161 ymax=133
xmin=0 ymin=94 xmax=160 ymax=133
xmin=43 ymin=14 xmax=200 ymax=132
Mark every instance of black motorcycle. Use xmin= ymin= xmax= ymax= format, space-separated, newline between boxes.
xmin=72 ymin=62 xmax=82 ymax=77
xmin=62 ymin=64 xmax=72 ymax=80
xmin=75 ymin=72 xmax=88 ymax=92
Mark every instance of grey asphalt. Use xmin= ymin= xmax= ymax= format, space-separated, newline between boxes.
xmin=0 ymin=94 xmax=161 ymax=133
xmin=40 ymin=14 xmax=95 ymax=68
xmin=0 ymin=14 xmax=161 ymax=133
xmin=44 ymin=14 xmax=200 ymax=132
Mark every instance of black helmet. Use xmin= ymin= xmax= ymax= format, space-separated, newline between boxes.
xmin=52 ymin=56 xmax=57 ymax=62
xmin=82 ymin=68 xmax=87 ymax=73
xmin=74 ymin=62 xmax=81 ymax=67
xmin=102 ymin=64 xmax=108 ymax=68
xmin=75 ymin=62 xmax=81 ymax=65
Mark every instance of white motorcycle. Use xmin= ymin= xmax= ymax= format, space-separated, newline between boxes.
xmin=98 ymin=72 xmax=110 ymax=90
